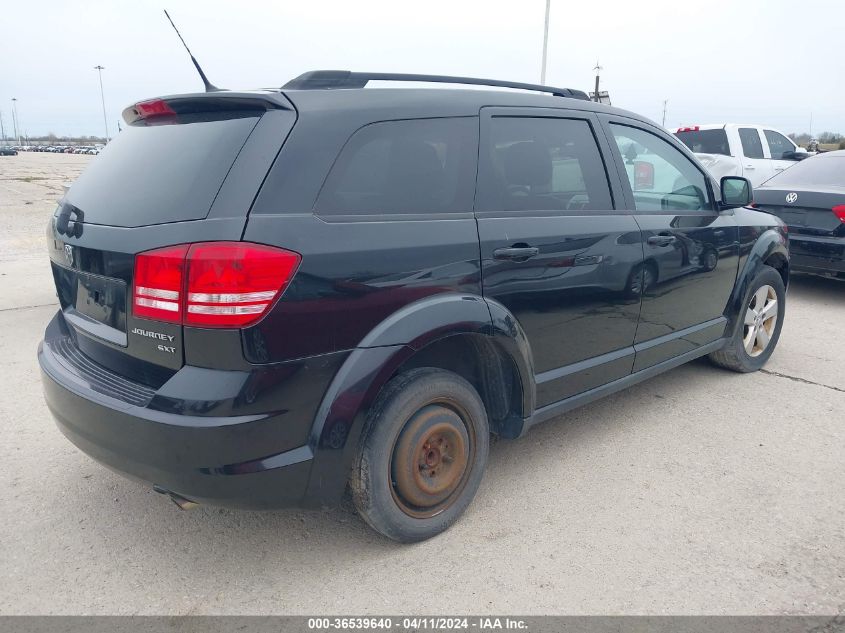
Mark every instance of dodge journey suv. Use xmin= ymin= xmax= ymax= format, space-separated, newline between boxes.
xmin=39 ymin=71 xmax=789 ymax=542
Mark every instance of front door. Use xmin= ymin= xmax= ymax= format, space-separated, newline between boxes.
xmin=475 ymin=108 xmax=643 ymax=408
xmin=602 ymin=119 xmax=740 ymax=371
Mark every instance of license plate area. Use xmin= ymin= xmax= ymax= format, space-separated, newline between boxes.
xmin=55 ymin=266 xmax=129 ymax=347
xmin=74 ymin=271 xmax=127 ymax=331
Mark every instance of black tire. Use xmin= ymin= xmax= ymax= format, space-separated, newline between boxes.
xmin=350 ymin=367 xmax=489 ymax=542
xmin=709 ymin=265 xmax=785 ymax=373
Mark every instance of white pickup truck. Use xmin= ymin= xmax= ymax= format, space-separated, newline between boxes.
xmin=673 ymin=124 xmax=808 ymax=188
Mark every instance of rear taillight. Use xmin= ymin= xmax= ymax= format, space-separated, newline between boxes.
xmin=676 ymin=126 xmax=700 ymax=132
xmin=184 ymin=243 xmax=300 ymax=327
xmin=833 ymin=205 xmax=845 ymax=223
xmin=133 ymin=244 xmax=189 ymax=323
xmin=133 ymin=242 xmax=301 ymax=328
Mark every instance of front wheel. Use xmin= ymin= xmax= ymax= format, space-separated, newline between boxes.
xmin=709 ymin=265 xmax=785 ymax=372
xmin=350 ymin=368 xmax=489 ymax=542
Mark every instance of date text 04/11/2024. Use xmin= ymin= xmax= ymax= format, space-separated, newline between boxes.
xmin=306 ymin=617 xmax=529 ymax=631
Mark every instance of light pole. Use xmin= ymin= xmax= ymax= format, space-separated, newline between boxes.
xmin=0 ymin=109 xmax=5 ymax=142
xmin=540 ymin=0 xmax=551 ymax=84
xmin=94 ymin=65 xmax=109 ymax=142
xmin=11 ymin=98 xmax=20 ymax=145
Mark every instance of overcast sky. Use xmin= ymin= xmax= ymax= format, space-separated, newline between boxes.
xmin=1 ymin=0 xmax=842 ymax=139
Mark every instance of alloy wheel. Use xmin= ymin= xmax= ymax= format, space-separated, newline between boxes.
xmin=743 ymin=284 xmax=778 ymax=357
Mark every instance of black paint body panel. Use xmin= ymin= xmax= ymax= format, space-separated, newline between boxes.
xmin=39 ymin=86 xmax=789 ymax=510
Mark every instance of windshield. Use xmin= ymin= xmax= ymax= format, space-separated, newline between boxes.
xmin=674 ymin=129 xmax=730 ymax=156
xmin=763 ymin=154 xmax=845 ymax=188
xmin=65 ymin=113 xmax=261 ymax=228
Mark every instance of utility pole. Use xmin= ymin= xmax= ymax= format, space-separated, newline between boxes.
xmin=94 ymin=65 xmax=109 ymax=141
xmin=661 ymin=100 xmax=668 ymax=127
xmin=0 ymin=109 xmax=5 ymax=141
xmin=593 ymin=61 xmax=602 ymax=103
xmin=11 ymin=98 xmax=20 ymax=145
xmin=540 ymin=0 xmax=550 ymax=84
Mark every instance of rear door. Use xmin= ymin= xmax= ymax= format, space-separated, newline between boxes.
xmin=48 ymin=98 xmax=295 ymax=383
xmin=737 ymin=126 xmax=774 ymax=187
xmin=601 ymin=117 xmax=740 ymax=371
xmin=475 ymin=108 xmax=642 ymax=408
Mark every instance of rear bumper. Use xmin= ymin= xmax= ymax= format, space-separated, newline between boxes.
xmin=38 ymin=312 xmax=348 ymax=509
xmin=789 ymin=234 xmax=845 ymax=275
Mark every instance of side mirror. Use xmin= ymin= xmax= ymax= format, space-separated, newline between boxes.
xmin=784 ymin=148 xmax=809 ymax=161
xmin=720 ymin=176 xmax=752 ymax=210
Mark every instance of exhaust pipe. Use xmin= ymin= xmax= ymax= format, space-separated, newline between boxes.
xmin=153 ymin=484 xmax=200 ymax=511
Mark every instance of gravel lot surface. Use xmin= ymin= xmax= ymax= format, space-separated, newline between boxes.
xmin=0 ymin=152 xmax=843 ymax=615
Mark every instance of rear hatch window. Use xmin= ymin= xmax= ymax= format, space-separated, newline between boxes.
xmin=674 ymin=129 xmax=730 ymax=156
xmin=763 ymin=155 xmax=845 ymax=189
xmin=64 ymin=112 xmax=260 ymax=228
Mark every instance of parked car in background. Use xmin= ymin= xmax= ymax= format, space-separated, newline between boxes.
xmin=674 ymin=124 xmax=808 ymax=188
xmin=39 ymin=71 xmax=789 ymax=542
xmin=0 ymin=146 xmax=18 ymax=155
xmin=753 ymin=150 xmax=845 ymax=278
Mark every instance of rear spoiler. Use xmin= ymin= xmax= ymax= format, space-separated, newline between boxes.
xmin=122 ymin=92 xmax=291 ymax=125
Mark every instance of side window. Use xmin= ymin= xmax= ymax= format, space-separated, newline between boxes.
xmin=477 ymin=116 xmax=613 ymax=212
xmin=738 ymin=127 xmax=765 ymax=159
xmin=316 ymin=118 xmax=477 ymax=215
xmin=609 ymin=124 xmax=712 ymax=212
xmin=764 ymin=130 xmax=794 ymax=160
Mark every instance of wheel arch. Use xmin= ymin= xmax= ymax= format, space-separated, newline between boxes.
xmin=726 ymin=228 xmax=789 ymax=337
xmin=301 ymin=293 xmax=535 ymax=506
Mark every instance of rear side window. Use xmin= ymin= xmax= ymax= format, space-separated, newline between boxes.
xmin=675 ymin=129 xmax=730 ymax=155
xmin=477 ymin=117 xmax=612 ymax=212
xmin=315 ymin=118 xmax=477 ymax=215
xmin=739 ymin=128 xmax=765 ymax=159
xmin=65 ymin=114 xmax=261 ymax=228
xmin=764 ymin=130 xmax=794 ymax=159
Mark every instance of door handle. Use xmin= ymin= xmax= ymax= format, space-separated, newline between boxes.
xmin=647 ymin=234 xmax=676 ymax=247
xmin=493 ymin=246 xmax=540 ymax=261
xmin=745 ymin=165 xmax=755 ymax=169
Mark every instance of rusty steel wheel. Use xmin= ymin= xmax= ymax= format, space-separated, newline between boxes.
xmin=350 ymin=367 xmax=490 ymax=542
xmin=390 ymin=402 xmax=474 ymax=518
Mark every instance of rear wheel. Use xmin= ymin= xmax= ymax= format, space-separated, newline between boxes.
xmin=350 ymin=368 xmax=489 ymax=542
xmin=709 ymin=265 xmax=785 ymax=372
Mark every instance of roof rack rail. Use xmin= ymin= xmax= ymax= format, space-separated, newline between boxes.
xmin=283 ymin=70 xmax=590 ymax=101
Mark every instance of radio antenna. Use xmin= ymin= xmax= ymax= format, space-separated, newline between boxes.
xmin=164 ymin=9 xmax=220 ymax=92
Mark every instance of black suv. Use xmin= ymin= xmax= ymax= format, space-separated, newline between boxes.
xmin=39 ymin=71 xmax=789 ymax=542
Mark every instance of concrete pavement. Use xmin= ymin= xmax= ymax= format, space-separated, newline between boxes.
xmin=0 ymin=153 xmax=842 ymax=615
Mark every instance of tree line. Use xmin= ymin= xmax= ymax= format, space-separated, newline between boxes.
xmin=788 ymin=131 xmax=845 ymax=148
